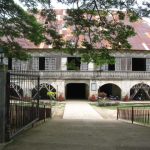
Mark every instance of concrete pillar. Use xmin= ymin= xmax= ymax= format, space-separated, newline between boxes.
xmin=56 ymin=80 xmax=65 ymax=99
xmin=89 ymin=81 xmax=98 ymax=100
xmin=121 ymin=81 xmax=132 ymax=99
xmin=61 ymin=58 xmax=67 ymax=71
xmin=0 ymin=65 xmax=8 ymax=143
xmin=88 ymin=62 xmax=94 ymax=71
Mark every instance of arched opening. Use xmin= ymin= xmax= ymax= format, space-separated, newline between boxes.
xmin=66 ymin=83 xmax=89 ymax=100
xmin=32 ymin=83 xmax=56 ymax=100
xmin=98 ymin=83 xmax=121 ymax=100
xmin=10 ymin=83 xmax=23 ymax=99
xmin=130 ymin=83 xmax=150 ymax=100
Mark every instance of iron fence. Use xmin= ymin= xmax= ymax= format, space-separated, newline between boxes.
xmin=117 ymin=105 xmax=150 ymax=126
xmin=39 ymin=104 xmax=52 ymax=122
xmin=6 ymin=71 xmax=40 ymax=140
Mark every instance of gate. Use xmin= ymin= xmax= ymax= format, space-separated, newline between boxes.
xmin=5 ymin=71 xmax=40 ymax=140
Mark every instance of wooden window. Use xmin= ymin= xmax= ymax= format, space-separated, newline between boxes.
xmin=80 ymin=62 xmax=88 ymax=71
xmin=32 ymin=57 xmax=39 ymax=71
xmin=146 ymin=58 xmax=150 ymax=71
xmin=45 ymin=57 xmax=57 ymax=70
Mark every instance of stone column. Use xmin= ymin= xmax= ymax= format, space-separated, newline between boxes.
xmin=89 ymin=81 xmax=98 ymax=101
xmin=88 ymin=62 xmax=94 ymax=71
xmin=61 ymin=58 xmax=67 ymax=71
xmin=121 ymin=81 xmax=131 ymax=99
xmin=0 ymin=65 xmax=8 ymax=143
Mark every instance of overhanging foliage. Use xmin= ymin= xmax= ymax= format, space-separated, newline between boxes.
xmin=0 ymin=0 xmax=149 ymax=65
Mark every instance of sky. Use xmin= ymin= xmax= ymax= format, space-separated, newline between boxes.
xmin=14 ymin=0 xmax=150 ymax=23
xmin=14 ymin=0 xmax=70 ymax=9
xmin=14 ymin=0 xmax=148 ymax=9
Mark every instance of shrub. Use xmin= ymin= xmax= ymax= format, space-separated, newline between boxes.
xmin=47 ymin=91 xmax=56 ymax=100
xmin=98 ymin=99 xmax=120 ymax=106
xmin=98 ymin=92 xmax=107 ymax=98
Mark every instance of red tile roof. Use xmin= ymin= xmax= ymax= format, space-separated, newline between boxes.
xmin=128 ymin=19 xmax=150 ymax=50
xmin=21 ymin=9 xmax=150 ymax=51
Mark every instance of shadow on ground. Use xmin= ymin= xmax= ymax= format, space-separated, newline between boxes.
xmin=2 ymin=119 xmax=150 ymax=150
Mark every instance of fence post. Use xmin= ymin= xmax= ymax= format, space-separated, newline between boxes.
xmin=37 ymin=76 xmax=40 ymax=119
xmin=44 ymin=105 xmax=46 ymax=122
xmin=148 ymin=111 xmax=149 ymax=124
xmin=0 ymin=65 xmax=9 ymax=143
xmin=131 ymin=106 xmax=134 ymax=124
xmin=117 ymin=107 xmax=119 ymax=120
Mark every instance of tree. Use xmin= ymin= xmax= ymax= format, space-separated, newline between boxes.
xmin=0 ymin=0 xmax=149 ymax=65
xmin=60 ymin=0 xmax=150 ymax=66
xmin=0 ymin=0 xmax=64 ymax=60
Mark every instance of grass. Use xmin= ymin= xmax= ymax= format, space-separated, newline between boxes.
xmin=91 ymin=101 xmax=150 ymax=110
xmin=51 ymin=102 xmax=66 ymax=118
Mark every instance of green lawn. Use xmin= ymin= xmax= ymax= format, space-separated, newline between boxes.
xmin=91 ymin=102 xmax=150 ymax=110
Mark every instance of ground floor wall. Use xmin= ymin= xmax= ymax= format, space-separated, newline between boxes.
xmin=39 ymin=79 xmax=150 ymax=100
xmin=10 ymin=79 xmax=150 ymax=100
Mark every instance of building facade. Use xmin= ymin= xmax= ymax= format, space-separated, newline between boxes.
xmin=5 ymin=49 xmax=150 ymax=101
xmin=5 ymin=9 xmax=150 ymax=101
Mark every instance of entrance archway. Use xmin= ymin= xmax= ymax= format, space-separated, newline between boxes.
xmin=66 ymin=83 xmax=89 ymax=99
xmin=130 ymin=83 xmax=150 ymax=100
xmin=32 ymin=83 xmax=56 ymax=100
xmin=10 ymin=83 xmax=23 ymax=99
xmin=98 ymin=83 xmax=121 ymax=99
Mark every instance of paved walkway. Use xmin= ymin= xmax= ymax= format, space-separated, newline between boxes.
xmin=63 ymin=101 xmax=103 ymax=120
xmin=2 ymin=119 xmax=150 ymax=150
xmin=1 ymin=100 xmax=150 ymax=150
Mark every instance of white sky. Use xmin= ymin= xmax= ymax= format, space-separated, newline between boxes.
xmin=13 ymin=0 xmax=150 ymax=26
xmin=14 ymin=0 xmax=70 ymax=9
xmin=14 ymin=0 xmax=148 ymax=9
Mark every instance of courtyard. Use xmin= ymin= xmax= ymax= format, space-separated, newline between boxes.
xmin=1 ymin=1 xmax=150 ymax=149
xmin=1 ymin=100 xmax=150 ymax=150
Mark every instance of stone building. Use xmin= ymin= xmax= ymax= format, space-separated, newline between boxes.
xmin=5 ymin=9 xmax=150 ymax=101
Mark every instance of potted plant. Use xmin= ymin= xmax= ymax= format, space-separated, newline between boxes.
xmin=57 ymin=93 xmax=65 ymax=101
xmin=123 ymin=95 xmax=129 ymax=102
xmin=89 ymin=94 xmax=97 ymax=101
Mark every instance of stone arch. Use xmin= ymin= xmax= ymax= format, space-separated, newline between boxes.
xmin=65 ymin=80 xmax=90 ymax=86
xmin=32 ymin=83 xmax=56 ymax=100
xmin=130 ymin=83 xmax=150 ymax=100
xmin=10 ymin=83 xmax=23 ymax=99
xmin=98 ymin=83 xmax=121 ymax=100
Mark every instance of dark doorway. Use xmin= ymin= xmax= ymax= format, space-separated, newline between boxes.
xmin=10 ymin=84 xmax=23 ymax=99
xmin=67 ymin=57 xmax=81 ymax=70
xmin=99 ymin=84 xmax=112 ymax=97
xmin=66 ymin=83 xmax=88 ymax=99
xmin=108 ymin=64 xmax=115 ymax=71
xmin=32 ymin=83 xmax=56 ymax=100
xmin=98 ymin=84 xmax=121 ymax=99
xmin=39 ymin=57 xmax=45 ymax=70
xmin=130 ymin=89 xmax=148 ymax=100
xmin=130 ymin=83 xmax=150 ymax=100
xmin=132 ymin=58 xmax=146 ymax=71
xmin=39 ymin=88 xmax=49 ymax=100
